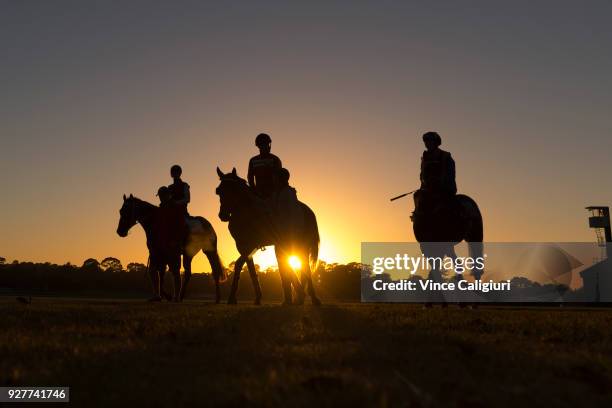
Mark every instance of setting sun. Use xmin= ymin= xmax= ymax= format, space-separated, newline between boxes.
xmin=288 ymin=255 xmax=302 ymax=270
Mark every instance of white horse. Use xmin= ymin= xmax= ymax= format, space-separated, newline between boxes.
xmin=117 ymin=194 xmax=226 ymax=302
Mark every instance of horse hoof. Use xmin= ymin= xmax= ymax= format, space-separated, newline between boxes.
xmin=312 ymin=297 xmax=322 ymax=306
xmin=281 ymin=300 xmax=293 ymax=306
xmin=254 ymin=298 xmax=261 ymax=305
xmin=227 ymin=298 xmax=237 ymax=305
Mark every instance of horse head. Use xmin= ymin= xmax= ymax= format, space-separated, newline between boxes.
xmin=215 ymin=167 xmax=249 ymax=222
xmin=117 ymin=194 xmax=139 ymax=237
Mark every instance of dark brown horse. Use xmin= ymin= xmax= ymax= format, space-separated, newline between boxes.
xmin=412 ymin=194 xmax=484 ymax=282
xmin=116 ymin=194 xmax=225 ymax=302
xmin=215 ymin=167 xmax=321 ymax=305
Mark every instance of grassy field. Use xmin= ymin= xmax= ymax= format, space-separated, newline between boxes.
xmin=1 ymin=298 xmax=612 ymax=407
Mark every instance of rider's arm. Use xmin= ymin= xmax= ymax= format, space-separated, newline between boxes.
xmin=247 ymin=159 xmax=255 ymax=188
xmin=273 ymin=156 xmax=282 ymax=189
xmin=447 ymin=155 xmax=457 ymax=194
xmin=419 ymin=156 xmax=426 ymax=188
xmin=183 ymin=184 xmax=190 ymax=204
xmin=175 ymin=184 xmax=191 ymax=205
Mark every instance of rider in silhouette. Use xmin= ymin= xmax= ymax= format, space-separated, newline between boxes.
xmin=414 ymin=131 xmax=457 ymax=217
xmin=149 ymin=186 xmax=186 ymax=301
xmin=156 ymin=186 xmax=187 ymax=247
xmin=168 ymin=165 xmax=190 ymax=216
xmin=248 ymin=133 xmax=282 ymax=199
xmin=276 ymin=168 xmax=297 ymax=202
xmin=275 ymin=167 xmax=302 ymax=235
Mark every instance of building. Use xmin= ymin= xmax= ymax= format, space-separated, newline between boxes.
xmin=580 ymin=206 xmax=612 ymax=301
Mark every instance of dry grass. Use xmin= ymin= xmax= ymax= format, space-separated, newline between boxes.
xmin=1 ymin=298 xmax=612 ymax=407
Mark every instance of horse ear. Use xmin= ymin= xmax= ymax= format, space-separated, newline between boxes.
xmin=231 ymin=167 xmax=237 ymax=176
xmin=123 ymin=194 xmax=127 ymax=201
xmin=129 ymin=194 xmax=133 ymax=198
xmin=216 ymin=167 xmax=224 ymax=179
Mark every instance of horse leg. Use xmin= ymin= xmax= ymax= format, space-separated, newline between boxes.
xmin=157 ymin=263 xmax=173 ymax=301
xmin=291 ymin=252 xmax=306 ymax=305
xmin=447 ymin=248 xmax=464 ymax=284
xmin=422 ymin=244 xmax=445 ymax=308
xmin=245 ymin=257 xmax=262 ymax=305
xmin=228 ymin=256 xmax=246 ymax=305
xmin=205 ymin=250 xmax=224 ymax=304
xmin=292 ymin=257 xmax=305 ymax=305
xmin=167 ymin=256 xmax=181 ymax=302
xmin=301 ymin=252 xmax=320 ymax=306
xmin=468 ymin=241 xmax=484 ymax=280
xmin=276 ymin=254 xmax=293 ymax=305
xmin=148 ymin=258 xmax=162 ymax=301
xmin=179 ymin=254 xmax=192 ymax=301
xmin=445 ymin=248 xmax=466 ymax=307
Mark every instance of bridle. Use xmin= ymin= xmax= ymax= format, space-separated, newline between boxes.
xmin=217 ymin=176 xmax=249 ymax=217
xmin=122 ymin=198 xmax=154 ymax=234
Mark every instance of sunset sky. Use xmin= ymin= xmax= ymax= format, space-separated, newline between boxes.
xmin=2 ymin=1 xmax=612 ymax=271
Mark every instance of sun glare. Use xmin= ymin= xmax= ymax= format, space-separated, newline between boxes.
xmin=288 ymin=255 xmax=302 ymax=270
xmin=253 ymin=247 xmax=278 ymax=270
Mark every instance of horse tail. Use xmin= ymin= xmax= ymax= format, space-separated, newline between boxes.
xmin=458 ymin=194 xmax=484 ymax=279
xmin=304 ymin=205 xmax=320 ymax=272
xmin=206 ymin=250 xmax=227 ymax=283
xmin=194 ymin=216 xmax=227 ymax=283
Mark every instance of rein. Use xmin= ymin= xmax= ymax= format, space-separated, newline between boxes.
xmin=220 ymin=178 xmax=283 ymax=247
xmin=132 ymin=199 xmax=156 ymax=226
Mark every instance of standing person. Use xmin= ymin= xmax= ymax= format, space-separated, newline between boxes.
xmin=247 ymin=133 xmax=282 ymax=199
xmin=413 ymin=131 xmax=457 ymax=216
xmin=168 ymin=164 xmax=190 ymax=216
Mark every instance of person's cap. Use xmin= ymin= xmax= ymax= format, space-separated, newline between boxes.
xmin=255 ymin=133 xmax=272 ymax=146
xmin=422 ymin=131 xmax=442 ymax=145
xmin=157 ymin=186 xmax=170 ymax=196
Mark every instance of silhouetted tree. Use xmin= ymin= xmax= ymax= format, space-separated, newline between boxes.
xmin=126 ymin=262 xmax=147 ymax=274
xmin=81 ymin=258 xmax=101 ymax=273
xmin=0 ymin=258 xmax=390 ymax=301
xmin=510 ymin=276 xmax=538 ymax=289
xmin=101 ymin=257 xmax=123 ymax=273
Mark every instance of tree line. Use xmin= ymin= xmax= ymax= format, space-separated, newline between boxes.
xmin=0 ymin=256 xmax=362 ymax=301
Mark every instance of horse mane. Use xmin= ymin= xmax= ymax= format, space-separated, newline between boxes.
xmin=135 ymin=196 xmax=156 ymax=207
xmin=125 ymin=195 xmax=158 ymax=212
xmin=223 ymin=173 xmax=247 ymax=185
xmin=221 ymin=174 xmax=253 ymax=196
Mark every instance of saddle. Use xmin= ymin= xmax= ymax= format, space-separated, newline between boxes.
xmin=412 ymin=193 xmax=462 ymax=223
xmin=252 ymin=188 xmax=304 ymax=243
